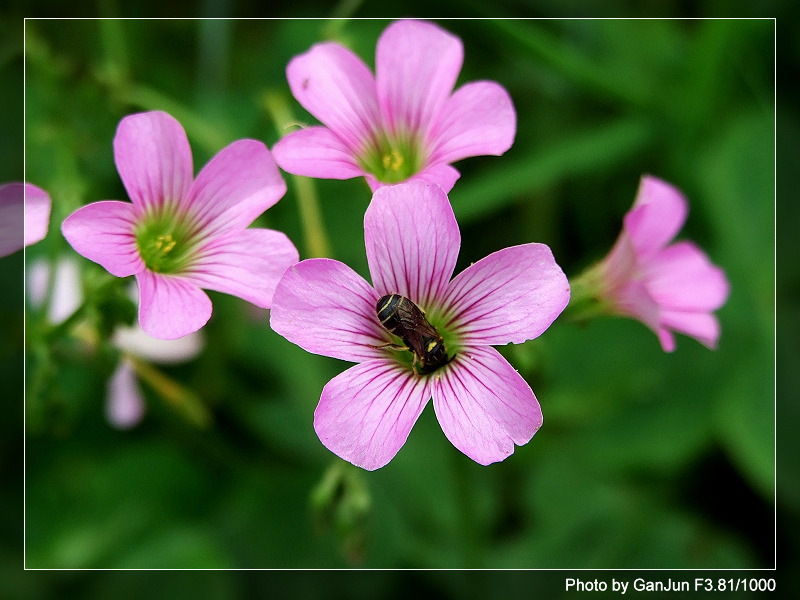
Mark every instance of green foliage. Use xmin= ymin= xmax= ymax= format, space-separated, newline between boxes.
xmin=18 ymin=12 xmax=776 ymax=581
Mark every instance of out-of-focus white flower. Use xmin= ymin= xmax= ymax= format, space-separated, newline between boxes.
xmin=27 ymin=258 xmax=204 ymax=429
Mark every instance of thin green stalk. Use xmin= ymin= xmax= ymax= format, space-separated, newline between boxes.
xmin=127 ymin=355 xmax=212 ymax=428
xmin=43 ymin=300 xmax=91 ymax=342
xmin=263 ymin=91 xmax=332 ymax=259
xmin=560 ymin=264 xmax=614 ymax=323
xmin=42 ymin=269 xmax=124 ymax=340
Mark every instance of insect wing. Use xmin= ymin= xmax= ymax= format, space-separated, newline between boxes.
xmin=376 ymin=294 xmax=453 ymax=374
xmin=393 ymin=296 xmax=424 ymax=333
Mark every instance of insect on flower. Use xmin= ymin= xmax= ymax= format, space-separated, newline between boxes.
xmin=376 ymin=293 xmax=453 ymax=375
xmin=270 ymin=181 xmax=570 ymax=470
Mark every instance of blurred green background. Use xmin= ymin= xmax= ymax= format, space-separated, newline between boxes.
xmin=4 ymin=1 xmax=786 ymax=595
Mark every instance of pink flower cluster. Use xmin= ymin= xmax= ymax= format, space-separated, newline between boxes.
xmin=51 ymin=19 xmax=728 ymax=468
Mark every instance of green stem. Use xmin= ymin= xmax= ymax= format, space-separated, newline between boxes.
xmin=263 ymin=91 xmax=332 ymax=259
xmin=127 ymin=355 xmax=212 ymax=428
xmin=43 ymin=272 xmax=121 ymax=340
xmin=327 ymin=0 xmax=365 ymax=20
xmin=43 ymin=298 xmax=91 ymax=342
xmin=291 ymin=175 xmax=332 ymax=259
xmin=560 ymin=263 xmax=614 ymax=323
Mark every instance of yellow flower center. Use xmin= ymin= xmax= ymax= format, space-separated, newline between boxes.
xmin=359 ymin=133 xmax=424 ymax=184
xmin=135 ymin=209 xmax=197 ymax=273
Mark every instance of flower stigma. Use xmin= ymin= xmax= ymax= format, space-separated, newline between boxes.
xmin=359 ymin=133 xmax=423 ymax=184
xmin=382 ymin=150 xmax=404 ymax=172
xmin=135 ymin=210 xmax=197 ymax=273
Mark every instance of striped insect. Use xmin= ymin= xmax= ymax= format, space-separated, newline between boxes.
xmin=376 ymin=294 xmax=453 ymax=375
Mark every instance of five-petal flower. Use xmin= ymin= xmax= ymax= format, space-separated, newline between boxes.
xmin=62 ymin=110 xmax=299 ymax=339
xmin=586 ymin=175 xmax=730 ymax=352
xmin=270 ymin=181 xmax=570 ymax=470
xmin=272 ymin=19 xmax=516 ymax=192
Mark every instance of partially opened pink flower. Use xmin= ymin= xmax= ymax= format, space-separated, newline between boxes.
xmin=0 ymin=182 xmax=51 ymax=257
xmin=586 ymin=175 xmax=729 ymax=352
xmin=270 ymin=182 xmax=569 ymax=470
xmin=272 ymin=19 xmax=516 ymax=192
xmin=62 ymin=110 xmax=299 ymax=339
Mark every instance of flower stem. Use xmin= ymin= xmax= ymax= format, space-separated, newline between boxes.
xmin=310 ymin=459 xmax=371 ymax=564
xmin=560 ymin=264 xmax=612 ymax=323
xmin=127 ymin=355 xmax=212 ymax=428
xmin=327 ymin=0 xmax=366 ymax=21
xmin=42 ymin=300 xmax=90 ymax=342
xmin=263 ymin=90 xmax=332 ymax=259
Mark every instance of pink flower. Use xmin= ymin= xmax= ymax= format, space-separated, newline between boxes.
xmin=0 ymin=182 xmax=51 ymax=257
xmin=590 ymin=175 xmax=729 ymax=352
xmin=270 ymin=182 xmax=569 ymax=470
xmin=106 ymin=360 xmax=147 ymax=429
xmin=62 ymin=110 xmax=299 ymax=339
xmin=272 ymin=19 xmax=516 ymax=192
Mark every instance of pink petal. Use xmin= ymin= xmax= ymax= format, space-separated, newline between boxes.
xmin=185 ymin=139 xmax=287 ymax=237
xmin=644 ymin=241 xmax=730 ymax=311
xmin=135 ymin=270 xmax=212 ymax=339
xmin=661 ymin=310 xmax=722 ymax=351
xmin=24 ymin=183 xmax=52 ymax=247
xmin=113 ymin=111 xmax=194 ymax=214
xmin=432 ymin=346 xmax=542 ymax=465
xmin=599 ymin=231 xmax=637 ymax=294
xmin=272 ymin=126 xmax=365 ymax=180
xmin=183 ymin=228 xmax=299 ymax=308
xmin=623 ymin=175 xmax=688 ymax=260
xmin=365 ymin=182 xmax=459 ymax=310
xmin=376 ymin=20 xmax=462 ymax=136
xmin=656 ymin=327 xmax=677 ymax=353
xmin=441 ymin=243 xmax=570 ymax=346
xmin=269 ymin=258 xmax=388 ymax=363
xmin=364 ymin=167 xmax=462 ymax=192
xmin=314 ymin=360 xmax=431 ymax=470
xmin=286 ymin=42 xmax=380 ymax=151
xmin=611 ymin=279 xmax=661 ymax=333
xmin=405 ymin=163 xmax=461 ymax=194
xmin=106 ymin=359 xmax=146 ymax=429
xmin=427 ymin=81 xmax=516 ymax=165
xmin=61 ymin=201 xmax=144 ymax=278
xmin=0 ymin=183 xmax=24 ymax=257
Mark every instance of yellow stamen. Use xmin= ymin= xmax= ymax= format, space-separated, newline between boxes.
xmin=155 ymin=234 xmax=176 ymax=253
xmin=381 ymin=150 xmax=404 ymax=172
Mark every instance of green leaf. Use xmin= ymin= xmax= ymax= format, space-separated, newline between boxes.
xmin=451 ymin=117 xmax=654 ymax=223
